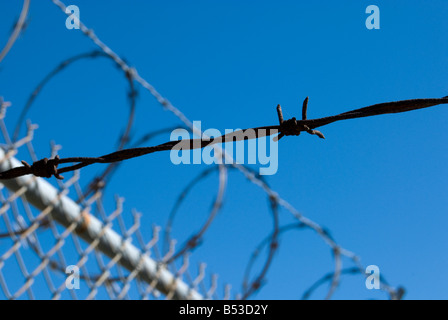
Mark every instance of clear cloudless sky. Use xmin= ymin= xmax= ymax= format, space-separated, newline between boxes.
xmin=0 ymin=1 xmax=447 ymax=299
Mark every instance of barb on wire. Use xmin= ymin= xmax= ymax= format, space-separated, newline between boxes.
xmin=1 ymin=96 xmax=447 ymax=180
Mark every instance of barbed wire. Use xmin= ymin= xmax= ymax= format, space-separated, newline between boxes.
xmin=45 ymin=1 xmax=448 ymax=301
xmin=1 ymin=96 xmax=447 ymax=181
xmin=0 ymin=0 xmax=426 ymax=300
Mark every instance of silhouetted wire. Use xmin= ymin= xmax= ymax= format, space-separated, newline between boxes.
xmin=78 ymin=125 xmax=187 ymax=203
xmin=2 ymin=96 xmax=447 ymax=181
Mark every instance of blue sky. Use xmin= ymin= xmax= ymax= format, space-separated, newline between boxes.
xmin=1 ymin=1 xmax=447 ymax=299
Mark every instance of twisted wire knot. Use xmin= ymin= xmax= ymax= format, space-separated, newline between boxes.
xmin=275 ymin=97 xmax=325 ymax=141
xmin=21 ymin=155 xmax=64 ymax=180
xmin=279 ymin=117 xmax=302 ymax=137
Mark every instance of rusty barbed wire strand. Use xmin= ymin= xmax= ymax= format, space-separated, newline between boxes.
xmin=0 ymin=95 xmax=444 ymax=298
xmin=77 ymin=125 xmax=186 ymax=203
xmin=0 ymin=0 xmax=30 ymax=64
xmin=0 ymin=95 xmax=444 ymax=299
xmin=1 ymin=96 xmax=447 ymax=181
xmin=0 ymin=100 xmax=410 ymax=300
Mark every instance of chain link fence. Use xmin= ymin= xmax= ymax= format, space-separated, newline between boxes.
xmin=0 ymin=112 xmax=221 ymax=299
